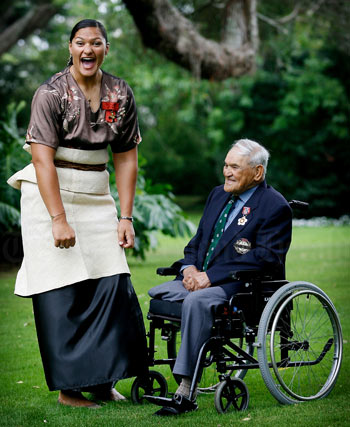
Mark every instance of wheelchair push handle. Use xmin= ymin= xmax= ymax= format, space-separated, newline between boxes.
xmin=289 ymin=200 xmax=309 ymax=210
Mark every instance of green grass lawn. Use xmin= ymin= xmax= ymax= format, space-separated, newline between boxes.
xmin=0 ymin=225 xmax=349 ymax=426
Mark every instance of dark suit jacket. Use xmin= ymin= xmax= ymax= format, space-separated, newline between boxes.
xmin=173 ymin=180 xmax=292 ymax=293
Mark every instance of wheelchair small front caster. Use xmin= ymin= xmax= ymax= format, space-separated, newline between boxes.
xmin=214 ymin=377 xmax=249 ymax=413
xmin=131 ymin=370 xmax=168 ymax=404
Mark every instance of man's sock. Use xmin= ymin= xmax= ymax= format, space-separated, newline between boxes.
xmin=175 ymin=377 xmax=197 ymax=400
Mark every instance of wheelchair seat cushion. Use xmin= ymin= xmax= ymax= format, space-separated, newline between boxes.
xmin=149 ymin=299 xmax=182 ymax=319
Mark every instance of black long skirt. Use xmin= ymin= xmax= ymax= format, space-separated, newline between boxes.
xmin=32 ymin=274 xmax=148 ymax=391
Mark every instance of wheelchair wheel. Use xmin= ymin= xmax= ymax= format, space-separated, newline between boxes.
xmin=131 ymin=370 xmax=168 ymax=404
xmin=214 ymin=377 xmax=249 ymax=413
xmin=199 ymin=338 xmax=255 ymax=393
xmin=257 ymin=282 xmax=343 ymax=405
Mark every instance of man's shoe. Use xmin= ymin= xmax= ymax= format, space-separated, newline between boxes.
xmin=144 ymin=393 xmax=198 ymax=416
xmin=153 ymin=406 xmax=187 ymax=416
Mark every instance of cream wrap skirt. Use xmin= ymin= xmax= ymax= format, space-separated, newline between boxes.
xmin=7 ymin=145 xmax=130 ymax=297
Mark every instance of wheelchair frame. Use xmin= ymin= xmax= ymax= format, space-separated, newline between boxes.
xmin=131 ymin=201 xmax=343 ymax=413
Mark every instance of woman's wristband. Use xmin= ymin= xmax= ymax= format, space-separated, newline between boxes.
xmin=50 ymin=211 xmax=65 ymax=220
xmin=120 ymin=216 xmax=133 ymax=222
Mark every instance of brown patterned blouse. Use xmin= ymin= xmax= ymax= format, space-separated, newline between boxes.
xmin=25 ymin=67 xmax=141 ymax=153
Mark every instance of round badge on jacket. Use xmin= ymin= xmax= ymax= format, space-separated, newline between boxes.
xmin=234 ymin=238 xmax=252 ymax=254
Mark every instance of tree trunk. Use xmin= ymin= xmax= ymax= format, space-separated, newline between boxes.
xmin=122 ymin=0 xmax=258 ymax=80
xmin=0 ymin=3 xmax=58 ymax=57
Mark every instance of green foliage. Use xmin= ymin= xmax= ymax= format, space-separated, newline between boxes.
xmin=0 ymin=1 xmax=349 ymax=218
xmin=136 ymin=25 xmax=350 ymax=217
xmin=110 ymin=159 xmax=196 ymax=259
xmin=0 ymin=102 xmax=29 ymax=234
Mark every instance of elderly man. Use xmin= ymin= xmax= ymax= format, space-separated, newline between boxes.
xmin=148 ymin=139 xmax=292 ymax=415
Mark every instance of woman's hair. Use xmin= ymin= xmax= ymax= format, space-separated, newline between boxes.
xmin=231 ymin=138 xmax=270 ymax=177
xmin=67 ymin=19 xmax=108 ymax=66
xmin=69 ymin=19 xmax=108 ymax=43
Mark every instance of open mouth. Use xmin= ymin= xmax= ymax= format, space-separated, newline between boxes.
xmin=81 ymin=57 xmax=96 ymax=69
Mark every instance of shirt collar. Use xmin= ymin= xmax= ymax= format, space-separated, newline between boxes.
xmin=236 ymin=185 xmax=258 ymax=204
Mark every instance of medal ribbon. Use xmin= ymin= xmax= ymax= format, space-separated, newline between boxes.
xmin=101 ymin=102 xmax=119 ymax=111
xmin=102 ymin=102 xmax=119 ymax=122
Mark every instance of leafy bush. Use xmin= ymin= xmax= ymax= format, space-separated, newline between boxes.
xmin=110 ymin=161 xmax=196 ymax=259
xmin=136 ymin=31 xmax=350 ymax=217
xmin=0 ymin=102 xmax=29 ymax=234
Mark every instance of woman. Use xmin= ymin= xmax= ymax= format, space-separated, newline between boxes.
xmin=8 ymin=19 xmax=147 ymax=408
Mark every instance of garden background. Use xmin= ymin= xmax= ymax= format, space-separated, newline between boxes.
xmin=0 ymin=1 xmax=349 ymax=425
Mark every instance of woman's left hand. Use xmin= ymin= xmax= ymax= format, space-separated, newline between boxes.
xmin=118 ymin=219 xmax=135 ymax=249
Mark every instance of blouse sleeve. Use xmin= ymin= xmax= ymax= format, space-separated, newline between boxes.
xmin=25 ymin=84 xmax=62 ymax=150
xmin=110 ymin=84 xmax=142 ymax=153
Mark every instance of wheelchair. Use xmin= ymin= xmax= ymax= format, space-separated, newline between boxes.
xmin=131 ymin=201 xmax=343 ymax=414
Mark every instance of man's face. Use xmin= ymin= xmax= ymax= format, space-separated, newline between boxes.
xmin=223 ymin=148 xmax=260 ymax=195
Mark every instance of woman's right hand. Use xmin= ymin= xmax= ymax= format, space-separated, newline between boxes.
xmin=52 ymin=214 xmax=76 ymax=249
xmin=31 ymin=143 xmax=75 ymax=249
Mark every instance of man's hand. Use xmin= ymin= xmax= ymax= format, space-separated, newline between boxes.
xmin=183 ymin=266 xmax=211 ymax=292
xmin=118 ymin=219 xmax=135 ymax=249
xmin=182 ymin=266 xmax=199 ymax=290
xmin=191 ymin=272 xmax=211 ymax=291
xmin=183 ymin=266 xmax=199 ymax=281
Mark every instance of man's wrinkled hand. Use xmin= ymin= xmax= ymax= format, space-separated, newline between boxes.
xmin=191 ymin=272 xmax=211 ymax=291
xmin=183 ymin=267 xmax=211 ymax=292
xmin=182 ymin=266 xmax=199 ymax=291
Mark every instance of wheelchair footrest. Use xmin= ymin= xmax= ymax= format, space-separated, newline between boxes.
xmin=144 ymin=394 xmax=198 ymax=413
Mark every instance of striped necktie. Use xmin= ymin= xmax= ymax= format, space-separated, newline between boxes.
xmin=203 ymin=196 xmax=236 ymax=271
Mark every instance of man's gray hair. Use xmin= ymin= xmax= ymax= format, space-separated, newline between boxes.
xmin=231 ymin=138 xmax=270 ymax=178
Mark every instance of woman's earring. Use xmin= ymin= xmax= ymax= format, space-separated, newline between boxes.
xmin=67 ymin=55 xmax=73 ymax=67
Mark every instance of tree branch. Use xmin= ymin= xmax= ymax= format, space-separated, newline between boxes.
xmin=305 ymin=0 xmax=326 ymax=17
xmin=257 ymin=12 xmax=289 ymax=35
xmin=0 ymin=3 xmax=58 ymax=57
xmin=278 ymin=4 xmax=301 ymax=24
xmin=183 ymin=0 xmax=225 ymax=17
xmin=257 ymin=3 xmax=301 ymax=35
xmin=122 ymin=0 xmax=258 ymax=81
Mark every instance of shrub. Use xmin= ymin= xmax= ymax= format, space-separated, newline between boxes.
xmin=0 ymin=102 xmax=29 ymax=234
xmin=110 ymin=164 xmax=196 ymax=259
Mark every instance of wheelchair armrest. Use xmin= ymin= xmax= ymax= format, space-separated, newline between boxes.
xmin=231 ymin=269 xmax=264 ymax=281
xmin=156 ymin=267 xmax=178 ymax=276
xmin=231 ymin=269 xmax=279 ymax=281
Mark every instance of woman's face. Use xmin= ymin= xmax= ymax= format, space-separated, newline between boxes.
xmin=69 ymin=26 xmax=109 ymax=78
